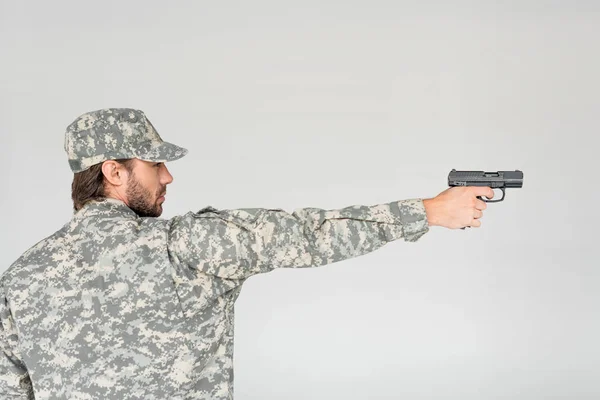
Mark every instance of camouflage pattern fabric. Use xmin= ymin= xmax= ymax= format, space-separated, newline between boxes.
xmin=64 ymin=108 xmax=188 ymax=173
xmin=1 ymin=197 xmax=429 ymax=399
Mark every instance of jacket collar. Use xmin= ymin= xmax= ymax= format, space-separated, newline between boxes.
xmin=74 ymin=198 xmax=139 ymax=220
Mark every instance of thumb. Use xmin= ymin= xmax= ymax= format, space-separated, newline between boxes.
xmin=472 ymin=186 xmax=494 ymax=199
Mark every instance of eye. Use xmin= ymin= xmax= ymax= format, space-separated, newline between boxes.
xmin=155 ymin=163 xmax=162 ymax=167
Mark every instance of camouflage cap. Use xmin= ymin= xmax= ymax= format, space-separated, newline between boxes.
xmin=64 ymin=108 xmax=188 ymax=173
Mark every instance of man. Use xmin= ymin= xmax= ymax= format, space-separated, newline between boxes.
xmin=0 ymin=108 xmax=493 ymax=399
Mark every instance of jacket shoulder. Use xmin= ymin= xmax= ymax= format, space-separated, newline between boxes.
xmin=1 ymin=226 xmax=68 ymax=287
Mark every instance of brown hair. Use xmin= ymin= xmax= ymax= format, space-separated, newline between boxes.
xmin=71 ymin=159 xmax=135 ymax=211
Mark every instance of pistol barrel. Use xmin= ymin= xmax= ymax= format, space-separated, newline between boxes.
xmin=448 ymin=170 xmax=523 ymax=188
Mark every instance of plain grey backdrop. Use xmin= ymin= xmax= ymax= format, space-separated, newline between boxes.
xmin=1 ymin=1 xmax=598 ymax=399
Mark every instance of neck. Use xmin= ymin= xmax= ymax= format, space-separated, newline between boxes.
xmin=104 ymin=186 xmax=129 ymax=207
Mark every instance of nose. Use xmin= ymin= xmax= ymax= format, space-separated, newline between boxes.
xmin=161 ymin=164 xmax=174 ymax=185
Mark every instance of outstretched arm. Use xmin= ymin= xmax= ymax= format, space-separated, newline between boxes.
xmin=168 ymin=198 xmax=429 ymax=280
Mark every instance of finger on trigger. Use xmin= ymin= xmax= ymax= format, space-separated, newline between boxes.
xmin=475 ymin=186 xmax=494 ymax=199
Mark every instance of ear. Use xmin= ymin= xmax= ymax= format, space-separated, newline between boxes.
xmin=101 ymin=160 xmax=130 ymax=187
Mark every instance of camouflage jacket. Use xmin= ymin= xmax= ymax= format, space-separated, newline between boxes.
xmin=0 ymin=197 xmax=429 ymax=399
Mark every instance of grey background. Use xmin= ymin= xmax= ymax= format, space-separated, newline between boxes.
xmin=1 ymin=1 xmax=598 ymax=399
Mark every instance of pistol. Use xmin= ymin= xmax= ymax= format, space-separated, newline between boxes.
xmin=448 ymin=169 xmax=524 ymax=203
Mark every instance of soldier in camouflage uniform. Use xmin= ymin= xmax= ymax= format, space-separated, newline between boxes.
xmin=0 ymin=108 xmax=493 ymax=399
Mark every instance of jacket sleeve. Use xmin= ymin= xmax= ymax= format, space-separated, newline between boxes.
xmin=167 ymin=198 xmax=429 ymax=280
xmin=0 ymin=281 xmax=34 ymax=399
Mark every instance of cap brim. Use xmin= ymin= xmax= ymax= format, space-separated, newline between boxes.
xmin=136 ymin=141 xmax=189 ymax=163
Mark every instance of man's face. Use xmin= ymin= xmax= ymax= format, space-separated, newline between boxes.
xmin=124 ymin=159 xmax=173 ymax=217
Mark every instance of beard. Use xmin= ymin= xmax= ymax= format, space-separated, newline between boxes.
xmin=125 ymin=173 xmax=166 ymax=218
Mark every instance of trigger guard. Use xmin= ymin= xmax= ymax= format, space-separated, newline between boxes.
xmin=478 ymin=188 xmax=505 ymax=203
